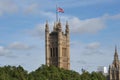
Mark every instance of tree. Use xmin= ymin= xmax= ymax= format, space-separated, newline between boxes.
xmin=0 ymin=65 xmax=107 ymax=80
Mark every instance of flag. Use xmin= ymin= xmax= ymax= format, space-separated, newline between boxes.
xmin=57 ymin=7 xmax=64 ymax=13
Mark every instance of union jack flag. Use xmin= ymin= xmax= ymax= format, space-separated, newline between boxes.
xmin=57 ymin=7 xmax=64 ymax=13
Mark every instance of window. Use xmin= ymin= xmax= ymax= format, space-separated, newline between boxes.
xmin=50 ymin=48 xmax=52 ymax=57
xmin=62 ymin=48 xmax=66 ymax=57
xmin=53 ymin=48 xmax=56 ymax=57
xmin=56 ymin=48 xmax=58 ymax=57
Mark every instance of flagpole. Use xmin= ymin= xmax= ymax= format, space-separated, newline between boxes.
xmin=56 ymin=5 xmax=58 ymax=22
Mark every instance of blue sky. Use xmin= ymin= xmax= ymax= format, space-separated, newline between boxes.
xmin=0 ymin=0 xmax=120 ymax=73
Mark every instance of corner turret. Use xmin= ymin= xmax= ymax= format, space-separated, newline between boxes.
xmin=45 ymin=20 xmax=49 ymax=32
xmin=56 ymin=19 xmax=62 ymax=32
xmin=65 ymin=21 xmax=69 ymax=35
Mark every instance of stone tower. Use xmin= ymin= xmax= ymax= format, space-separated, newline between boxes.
xmin=108 ymin=46 xmax=120 ymax=80
xmin=45 ymin=20 xmax=70 ymax=70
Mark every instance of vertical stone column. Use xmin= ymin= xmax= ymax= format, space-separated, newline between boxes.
xmin=58 ymin=31 xmax=62 ymax=68
xmin=67 ymin=36 xmax=70 ymax=70
xmin=66 ymin=21 xmax=70 ymax=70
xmin=45 ymin=21 xmax=50 ymax=66
xmin=56 ymin=21 xmax=63 ymax=68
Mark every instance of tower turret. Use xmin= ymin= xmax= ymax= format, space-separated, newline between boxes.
xmin=57 ymin=19 xmax=62 ymax=32
xmin=45 ymin=20 xmax=49 ymax=32
xmin=65 ymin=21 xmax=69 ymax=35
xmin=53 ymin=22 xmax=56 ymax=32
xmin=45 ymin=20 xmax=50 ymax=66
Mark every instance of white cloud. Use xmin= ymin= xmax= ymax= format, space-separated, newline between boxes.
xmin=39 ymin=11 xmax=56 ymax=20
xmin=69 ymin=17 xmax=106 ymax=34
xmin=28 ymin=21 xmax=57 ymax=37
xmin=81 ymin=42 xmax=104 ymax=56
xmin=0 ymin=0 xmax=118 ymax=17
xmin=77 ymin=60 xmax=87 ymax=65
xmin=28 ymin=23 xmax=45 ymax=37
xmin=102 ymin=13 xmax=120 ymax=20
xmin=44 ymin=13 xmax=120 ymax=34
xmin=0 ymin=0 xmax=18 ymax=16
xmin=26 ymin=12 xmax=106 ymax=37
xmin=111 ymin=14 xmax=120 ymax=20
xmin=70 ymin=41 xmax=103 ymax=57
xmin=24 ymin=3 xmax=39 ymax=14
xmin=38 ymin=12 xmax=120 ymax=35
xmin=83 ymin=49 xmax=103 ymax=55
xmin=26 ymin=0 xmax=115 ymax=9
xmin=8 ymin=42 xmax=34 ymax=50
xmin=0 ymin=46 xmax=11 ymax=56
xmin=30 ymin=15 xmax=106 ymax=35
xmin=0 ymin=42 xmax=37 ymax=57
xmin=86 ymin=42 xmax=101 ymax=49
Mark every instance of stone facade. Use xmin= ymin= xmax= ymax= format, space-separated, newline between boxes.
xmin=45 ymin=20 xmax=70 ymax=70
xmin=108 ymin=46 xmax=120 ymax=80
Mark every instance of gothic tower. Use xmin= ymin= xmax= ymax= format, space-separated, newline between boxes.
xmin=45 ymin=20 xmax=70 ymax=70
xmin=108 ymin=46 xmax=120 ymax=80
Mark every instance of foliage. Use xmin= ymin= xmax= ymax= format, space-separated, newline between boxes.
xmin=0 ymin=65 xmax=28 ymax=80
xmin=0 ymin=65 xmax=107 ymax=80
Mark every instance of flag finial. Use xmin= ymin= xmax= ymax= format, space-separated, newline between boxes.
xmin=56 ymin=5 xmax=64 ymax=22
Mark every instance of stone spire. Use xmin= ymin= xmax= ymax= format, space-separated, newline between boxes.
xmin=114 ymin=46 xmax=119 ymax=61
xmin=45 ymin=20 xmax=49 ymax=32
xmin=57 ymin=19 xmax=62 ymax=32
xmin=53 ymin=22 xmax=56 ymax=31
xmin=113 ymin=45 xmax=119 ymax=67
xmin=65 ymin=21 xmax=69 ymax=34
